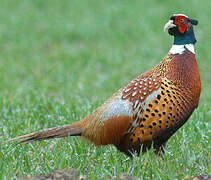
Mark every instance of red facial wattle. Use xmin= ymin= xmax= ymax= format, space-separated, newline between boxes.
xmin=174 ymin=16 xmax=188 ymax=34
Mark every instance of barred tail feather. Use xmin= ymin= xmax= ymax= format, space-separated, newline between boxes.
xmin=10 ymin=123 xmax=83 ymax=144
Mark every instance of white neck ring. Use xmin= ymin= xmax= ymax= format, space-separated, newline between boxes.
xmin=169 ymin=44 xmax=195 ymax=54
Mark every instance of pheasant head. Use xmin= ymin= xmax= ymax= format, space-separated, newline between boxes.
xmin=164 ymin=14 xmax=198 ymax=45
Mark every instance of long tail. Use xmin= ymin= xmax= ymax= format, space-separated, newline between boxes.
xmin=10 ymin=122 xmax=83 ymax=144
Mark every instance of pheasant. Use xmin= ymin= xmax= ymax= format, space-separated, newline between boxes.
xmin=11 ymin=14 xmax=201 ymax=156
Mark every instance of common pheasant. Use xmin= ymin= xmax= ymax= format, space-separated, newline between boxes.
xmin=11 ymin=14 xmax=201 ymax=156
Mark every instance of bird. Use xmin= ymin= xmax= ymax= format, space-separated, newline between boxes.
xmin=11 ymin=14 xmax=201 ymax=157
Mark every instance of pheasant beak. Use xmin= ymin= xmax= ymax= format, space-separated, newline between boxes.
xmin=164 ymin=20 xmax=176 ymax=32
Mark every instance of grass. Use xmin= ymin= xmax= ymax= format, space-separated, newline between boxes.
xmin=0 ymin=0 xmax=211 ymax=179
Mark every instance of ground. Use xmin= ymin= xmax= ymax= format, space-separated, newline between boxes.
xmin=0 ymin=0 xmax=211 ymax=179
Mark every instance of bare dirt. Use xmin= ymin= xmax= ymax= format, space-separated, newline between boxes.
xmin=18 ymin=169 xmax=211 ymax=180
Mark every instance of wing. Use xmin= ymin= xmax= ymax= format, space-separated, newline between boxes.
xmin=81 ymin=71 xmax=159 ymax=145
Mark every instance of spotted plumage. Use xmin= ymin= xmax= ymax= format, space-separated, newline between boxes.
xmin=11 ymin=14 xmax=201 ymax=157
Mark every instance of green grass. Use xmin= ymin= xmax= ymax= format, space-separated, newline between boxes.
xmin=0 ymin=0 xmax=211 ymax=179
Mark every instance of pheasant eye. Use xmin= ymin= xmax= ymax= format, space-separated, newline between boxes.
xmin=180 ymin=18 xmax=184 ymax=23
